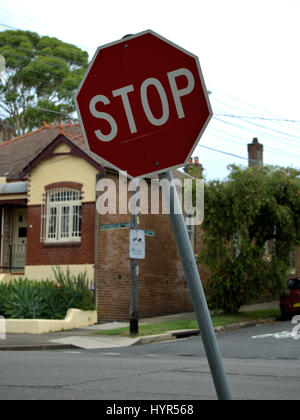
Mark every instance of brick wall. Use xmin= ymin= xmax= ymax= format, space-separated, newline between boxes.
xmin=26 ymin=202 xmax=95 ymax=266
xmin=97 ymin=212 xmax=195 ymax=321
xmin=96 ymin=172 xmax=204 ymax=322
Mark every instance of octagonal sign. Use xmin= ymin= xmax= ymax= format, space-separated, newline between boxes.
xmin=75 ymin=30 xmax=212 ymax=178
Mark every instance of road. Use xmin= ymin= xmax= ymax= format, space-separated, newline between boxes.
xmin=0 ymin=320 xmax=299 ymax=400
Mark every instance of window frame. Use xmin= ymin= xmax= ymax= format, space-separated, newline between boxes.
xmin=43 ymin=188 xmax=82 ymax=244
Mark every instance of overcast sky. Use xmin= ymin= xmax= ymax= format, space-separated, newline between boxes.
xmin=1 ymin=0 xmax=300 ymax=180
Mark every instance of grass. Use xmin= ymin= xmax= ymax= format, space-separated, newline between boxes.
xmin=92 ymin=307 xmax=280 ymax=337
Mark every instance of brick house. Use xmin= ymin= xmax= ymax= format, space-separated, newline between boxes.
xmin=0 ymin=122 xmax=202 ymax=321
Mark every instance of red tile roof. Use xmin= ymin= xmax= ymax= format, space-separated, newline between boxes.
xmin=0 ymin=121 xmax=186 ymax=181
xmin=0 ymin=122 xmax=88 ymax=180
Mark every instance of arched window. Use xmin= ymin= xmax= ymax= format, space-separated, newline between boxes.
xmin=43 ymin=188 xmax=82 ymax=243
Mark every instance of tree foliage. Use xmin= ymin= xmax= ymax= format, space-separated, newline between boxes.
xmin=0 ymin=30 xmax=88 ymax=135
xmin=199 ymin=165 xmax=300 ymax=314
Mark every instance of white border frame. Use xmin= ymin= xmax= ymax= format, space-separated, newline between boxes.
xmin=75 ymin=29 xmax=213 ymax=179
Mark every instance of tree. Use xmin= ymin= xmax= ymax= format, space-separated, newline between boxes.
xmin=0 ymin=30 xmax=88 ymax=136
xmin=199 ymin=165 xmax=300 ymax=314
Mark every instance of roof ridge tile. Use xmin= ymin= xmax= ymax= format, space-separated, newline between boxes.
xmin=0 ymin=121 xmax=81 ymax=148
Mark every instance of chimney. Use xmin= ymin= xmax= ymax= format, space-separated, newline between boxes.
xmin=183 ymin=156 xmax=203 ymax=178
xmin=248 ymin=138 xmax=263 ymax=167
xmin=0 ymin=119 xmax=14 ymax=143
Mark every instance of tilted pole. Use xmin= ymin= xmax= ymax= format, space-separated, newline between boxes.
xmin=159 ymin=170 xmax=232 ymax=401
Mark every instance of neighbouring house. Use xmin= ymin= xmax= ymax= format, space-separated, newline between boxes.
xmin=0 ymin=121 xmax=207 ymax=321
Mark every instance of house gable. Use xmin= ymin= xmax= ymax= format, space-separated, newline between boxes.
xmin=21 ymin=134 xmax=105 ymax=181
xmin=21 ymin=135 xmax=104 ymax=206
xmin=53 ymin=143 xmax=71 ymax=154
xmin=23 ymin=133 xmax=100 ymax=280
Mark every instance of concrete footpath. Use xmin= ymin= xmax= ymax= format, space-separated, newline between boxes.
xmin=0 ymin=301 xmax=279 ymax=351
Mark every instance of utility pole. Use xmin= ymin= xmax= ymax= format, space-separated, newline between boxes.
xmin=129 ymin=179 xmax=139 ymax=335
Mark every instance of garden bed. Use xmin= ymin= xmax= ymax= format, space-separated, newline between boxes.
xmin=0 ymin=267 xmax=97 ymax=333
xmin=5 ymin=308 xmax=97 ymax=334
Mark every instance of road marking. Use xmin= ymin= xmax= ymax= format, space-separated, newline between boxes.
xmin=252 ymin=331 xmax=296 ymax=339
xmin=101 ymin=352 xmax=121 ymax=356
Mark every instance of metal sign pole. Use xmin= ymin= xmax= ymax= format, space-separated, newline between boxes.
xmin=129 ymin=179 xmax=139 ymax=336
xmin=159 ymin=170 xmax=232 ymax=401
xmin=129 ymin=231 xmax=139 ymax=335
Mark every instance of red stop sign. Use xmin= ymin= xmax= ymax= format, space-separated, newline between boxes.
xmin=75 ymin=30 xmax=212 ymax=178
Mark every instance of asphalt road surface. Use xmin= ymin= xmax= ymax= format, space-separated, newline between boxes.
xmin=0 ymin=320 xmax=299 ymax=400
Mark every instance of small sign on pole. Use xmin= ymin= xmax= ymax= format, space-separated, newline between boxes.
xmin=129 ymin=229 xmax=145 ymax=259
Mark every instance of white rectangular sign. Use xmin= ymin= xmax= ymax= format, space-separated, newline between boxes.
xmin=130 ymin=229 xmax=145 ymax=259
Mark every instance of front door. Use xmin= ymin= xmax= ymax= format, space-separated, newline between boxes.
xmin=0 ymin=206 xmax=12 ymax=270
xmin=11 ymin=207 xmax=27 ymax=272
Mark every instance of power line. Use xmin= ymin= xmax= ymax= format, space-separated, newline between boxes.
xmin=211 ymin=96 xmax=300 ymax=139
xmin=0 ymin=22 xmax=18 ymax=30
xmin=215 ymin=113 xmax=300 ymax=124
xmin=207 ymin=127 xmax=300 ymax=160
xmin=209 ymin=85 xmax=287 ymax=119
xmin=0 ymin=106 xmax=75 ymax=121
xmin=196 ymin=141 xmax=300 ymax=169
xmin=34 ymin=107 xmax=74 ymax=118
xmin=213 ymin=117 xmax=300 ymax=148
xmin=215 ymin=116 xmax=300 ymax=140
xmin=210 ymin=87 xmax=300 ymax=139
xmin=0 ymin=8 xmax=38 ymax=24
xmin=208 ymin=114 xmax=299 ymax=154
xmin=197 ymin=143 xmax=252 ymax=164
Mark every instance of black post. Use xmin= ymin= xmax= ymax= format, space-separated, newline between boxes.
xmin=129 ymin=183 xmax=139 ymax=336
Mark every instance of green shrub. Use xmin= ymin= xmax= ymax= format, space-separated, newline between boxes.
xmin=0 ymin=278 xmax=46 ymax=319
xmin=38 ymin=279 xmax=69 ymax=320
xmin=0 ymin=268 xmax=95 ymax=319
xmin=52 ymin=266 xmax=95 ymax=311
